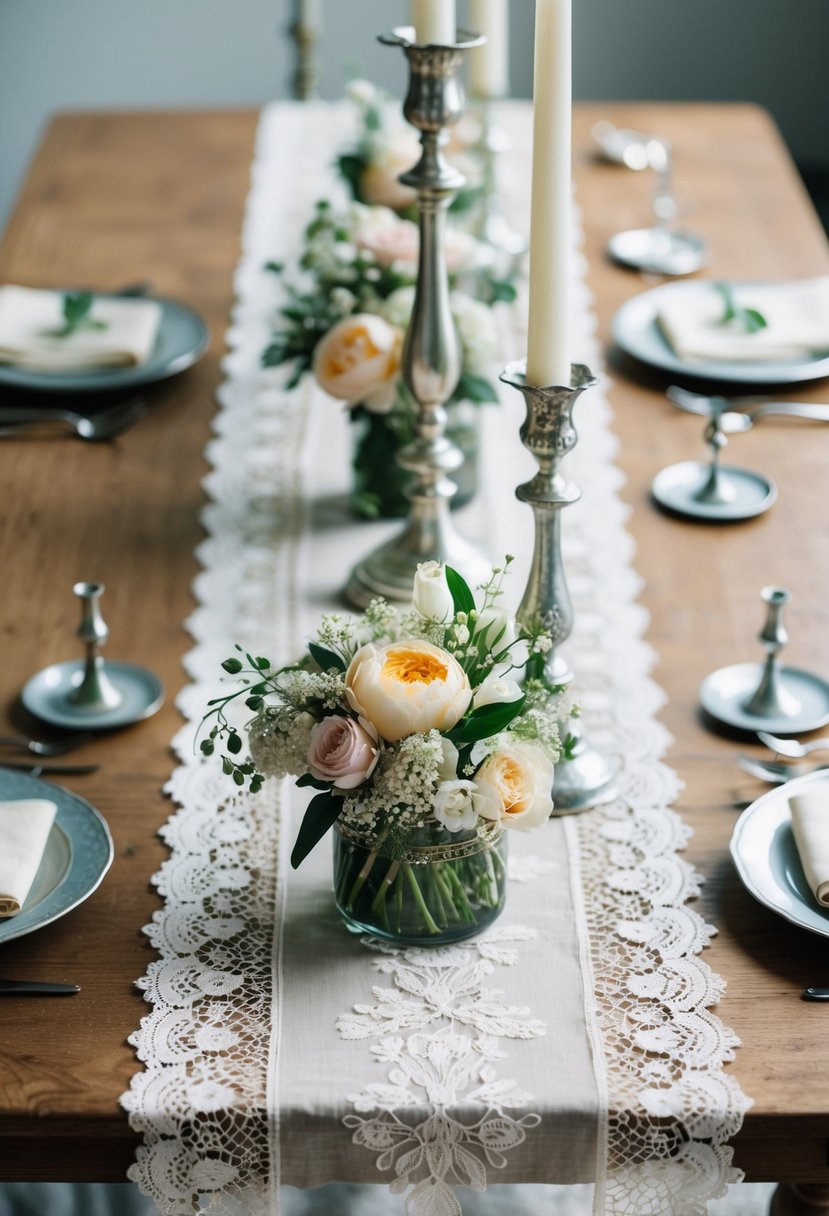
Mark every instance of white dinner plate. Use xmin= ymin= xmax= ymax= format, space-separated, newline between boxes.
xmin=0 ymin=768 xmax=114 ymax=943
xmin=730 ymin=769 xmax=829 ymax=938
xmin=0 ymin=295 xmax=208 ymax=394
xmin=612 ymin=280 xmax=829 ymax=385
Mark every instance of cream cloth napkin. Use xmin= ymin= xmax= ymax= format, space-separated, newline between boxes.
xmin=0 ymin=798 xmax=57 ymax=916
xmin=0 ymin=284 xmax=162 ymax=370
xmin=657 ymin=277 xmax=829 ymax=362
xmin=789 ymin=791 xmax=829 ymax=907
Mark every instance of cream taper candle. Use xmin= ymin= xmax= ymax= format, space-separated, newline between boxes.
xmin=468 ymin=0 xmax=509 ymax=98
xmin=411 ymin=0 xmax=456 ymax=44
xmin=526 ymin=0 xmax=571 ymax=387
xmin=299 ymin=0 xmax=321 ymax=29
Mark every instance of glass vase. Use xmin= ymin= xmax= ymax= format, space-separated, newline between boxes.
xmin=349 ymin=401 xmax=480 ymax=520
xmin=333 ymin=818 xmax=507 ymax=946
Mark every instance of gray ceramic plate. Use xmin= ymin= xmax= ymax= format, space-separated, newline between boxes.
xmin=0 ymin=295 xmax=208 ymax=394
xmin=730 ymin=770 xmax=829 ymax=938
xmin=613 ymin=281 xmax=829 ymax=384
xmin=0 ymin=769 xmax=113 ymax=943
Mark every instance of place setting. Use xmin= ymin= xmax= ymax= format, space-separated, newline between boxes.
xmin=0 ymin=579 xmax=163 ymax=951
xmin=0 ymin=281 xmax=208 ymax=440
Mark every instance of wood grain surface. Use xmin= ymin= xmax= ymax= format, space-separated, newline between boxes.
xmin=0 ymin=103 xmax=827 ymax=1186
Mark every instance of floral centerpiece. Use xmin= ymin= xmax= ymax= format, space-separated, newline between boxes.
xmin=264 ymin=201 xmax=516 ymax=519
xmin=201 ymin=560 xmax=570 ymax=945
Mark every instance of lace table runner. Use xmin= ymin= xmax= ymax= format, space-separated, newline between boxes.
xmin=122 ymin=101 xmax=750 ymax=1216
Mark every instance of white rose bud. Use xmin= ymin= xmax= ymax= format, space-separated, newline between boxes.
xmin=412 ymin=561 xmax=454 ymax=622
xmin=473 ymin=677 xmax=523 ymax=710
xmin=433 ymin=778 xmax=478 ymax=833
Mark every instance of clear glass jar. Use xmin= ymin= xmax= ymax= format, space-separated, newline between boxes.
xmin=333 ymin=818 xmax=507 ymax=946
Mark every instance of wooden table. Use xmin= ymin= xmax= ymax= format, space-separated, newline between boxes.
xmin=0 ymin=103 xmax=828 ymax=1214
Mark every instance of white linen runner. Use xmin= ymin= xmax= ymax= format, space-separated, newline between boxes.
xmin=122 ymin=101 xmax=750 ymax=1216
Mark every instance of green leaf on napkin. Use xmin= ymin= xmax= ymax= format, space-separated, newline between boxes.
xmin=715 ymin=283 xmax=768 ymax=334
xmin=55 ymin=291 xmax=108 ymax=338
xmin=291 ymin=790 xmax=343 ymax=869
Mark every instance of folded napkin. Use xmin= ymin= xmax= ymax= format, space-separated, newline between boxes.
xmin=657 ymin=277 xmax=829 ymax=363
xmin=789 ymin=791 xmax=829 ymax=908
xmin=0 ymin=284 xmax=162 ymax=371
xmin=0 ymin=799 xmax=57 ymax=916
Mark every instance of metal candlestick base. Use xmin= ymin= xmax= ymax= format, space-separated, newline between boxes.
xmin=344 ymin=26 xmax=491 ymax=608
xmin=21 ymin=582 xmax=165 ymax=730
xmin=652 ymin=410 xmax=776 ymax=521
xmin=500 ymin=361 xmax=618 ymax=815
xmin=701 ymin=586 xmax=829 ymax=734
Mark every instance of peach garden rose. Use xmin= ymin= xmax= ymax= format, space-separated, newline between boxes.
xmin=345 ymin=639 xmax=471 ymax=743
xmin=473 ymin=741 xmax=555 ymax=831
xmin=312 ymin=313 xmax=402 ymax=413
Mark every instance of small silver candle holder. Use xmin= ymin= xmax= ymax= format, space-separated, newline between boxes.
xmin=345 ymin=26 xmax=493 ymax=609
xmin=701 ymin=586 xmax=829 ymax=735
xmin=472 ymin=100 xmax=526 ymax=258
xmin=500 ymin=361 xmax=618 ymax=814
xmin=20 ymin=582 xmax=165 ymax=730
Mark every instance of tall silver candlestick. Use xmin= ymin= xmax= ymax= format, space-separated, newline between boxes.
xmin=500 ymin=360 xmax=618 ymax=814
xmin=345 ymin=26 xmax=492 ymax=609
xmin=289 ymin=12 xmax=320 ymax=101
xmin=472 ymin=100 xmax=526 ymax=257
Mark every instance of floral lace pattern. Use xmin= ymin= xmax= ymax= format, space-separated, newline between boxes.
xmin=121 ymin=101 xmax=750 ymax=1216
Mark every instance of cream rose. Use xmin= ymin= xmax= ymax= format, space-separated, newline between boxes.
xmin=413 ymin=561 xmax=453 ymax=622
xmin=345 ymin=639 xmax=471 ymax=742
xmin=312 ymin=313 xmax=402 ymax=413
xmin=306 ymin=714 xmax=379 ymax=790
xmin=358 ymin=134 xmax=420 ymax=211
xmin=472 ymin=741 xmax=554 ymax=830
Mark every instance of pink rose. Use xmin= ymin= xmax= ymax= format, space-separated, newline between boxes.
xmin=307 ymin=715 xmax=379 ymax=790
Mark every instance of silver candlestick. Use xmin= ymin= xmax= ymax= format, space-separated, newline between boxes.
xmin=345 ymin=26 xmax=492 ymax=609
xmin=68 ymin=582 xmax=122 ymax=710
xmin=472 ymin=100 xmax=526 ymax=258
xmin=500 ymin=360 xmax=618 ymax=814
xmin=289 ymin=7 xmax=321 ymax=101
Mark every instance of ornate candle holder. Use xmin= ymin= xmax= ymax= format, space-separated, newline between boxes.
xmin=345 ymin=26 xmax=492 ymax=609
xmin=472 ymin=100 xmax=526 ymax=258
xmin=500 ymin=360 xmax=618 ymax=814
xmin=289 ymin=10 xmax=320 ymax=101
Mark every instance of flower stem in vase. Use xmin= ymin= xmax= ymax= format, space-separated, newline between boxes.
xmin=370 ymin=859 xmax=401 ymax=916
xmin=404 ymin=864 xmax=442 ymax=935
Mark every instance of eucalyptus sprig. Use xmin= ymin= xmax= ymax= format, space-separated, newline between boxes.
xmin=715 ymin=282 xmax=767 ymax=334
xmin=55 ymin=291 xmax=108 ymax=338
xmin=198 ymin=646 xmax=280 ymax=792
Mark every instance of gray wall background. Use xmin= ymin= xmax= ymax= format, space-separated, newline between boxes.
xmin=1 ymin=0 xmax=828 ymax=235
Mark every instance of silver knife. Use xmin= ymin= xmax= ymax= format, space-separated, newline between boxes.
xmin=0 ymin=761 xmax=99 ymax=774
xmin=0 ymin=980 xmax=80 ymax=995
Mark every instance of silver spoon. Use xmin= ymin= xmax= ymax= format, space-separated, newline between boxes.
xmin=736 ymin=755 xmax=829 ymax=784
xmin=803 ymin=987 xmax=829 ymax=1002
xmin=0 ymin=396 xmax=148 ymax=442
xmin=0 ymin=732 xmax=93 ymax=756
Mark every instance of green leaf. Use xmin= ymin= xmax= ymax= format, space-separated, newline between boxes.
xmin=309 ymin=641 xmax=346 ymax=673
xmin=62 ymin=291 xmax=93 ymax=328
xmin=456 ymin=695 xmax=526 ymax=743
xmin=227 ymin=732 xmax=243 ymax=755
xmin=221 ymin=657 xmax=244 ymax=674
xmin=245 ymin=695 xmax=264 ymax=711
xmin=290 ymin=790 xmax=343 ymax=869
xmin=200 ymin=739 xmax=214 ymax=756
xmin=445 ymin=566 xmax=476 ymax=617
xmin=744 ymin=307 xmax=768 ymax=333
xmin=255 ymin=656 xmax=271 ymax=670
xmin=454 ymin=372 xmax=500 ymax=405
xmin=296 ymin=772 xmax=332 ymax=791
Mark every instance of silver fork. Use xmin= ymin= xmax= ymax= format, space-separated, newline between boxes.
xmin=667 ymin=384 xmax=829 ymax=422
xmin=0 ymin=732 xmax=93 ymax=756
xmin=0 ymin=395 xmax=148 ymax=442
xmin=757 ymin=730 xmax=829 ymax=759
